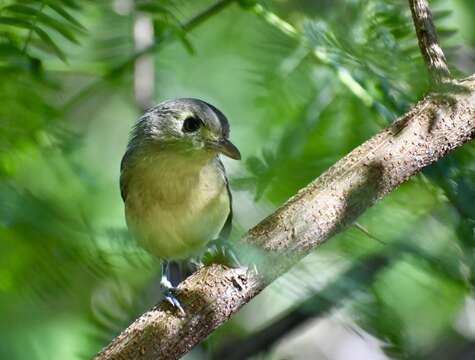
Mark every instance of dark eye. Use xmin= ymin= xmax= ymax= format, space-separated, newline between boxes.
xmin=182 ymin=117 xmax=202 ymax=133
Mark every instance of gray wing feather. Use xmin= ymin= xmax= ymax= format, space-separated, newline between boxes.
xmin=119 ymin=151 xmax=130 ymax=202
xmin=216 ymin=158 xmax=233 ymax=240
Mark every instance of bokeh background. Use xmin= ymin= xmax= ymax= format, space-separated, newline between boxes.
xmin=1 ymin=0 xmax=475 ymax=359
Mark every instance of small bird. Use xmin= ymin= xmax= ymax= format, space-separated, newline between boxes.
xmin=120 ymin=98 xmax=241 ymax=312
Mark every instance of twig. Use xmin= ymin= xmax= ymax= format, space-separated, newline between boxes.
xmin=354 ymin=222 xmax=386 ymax=245
xmin=408 ymin=0 xmax=452 ymax=85
xmin=93 ymin=77 xmax=475 ymax=360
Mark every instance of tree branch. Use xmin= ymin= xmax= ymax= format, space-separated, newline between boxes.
xmin=212 ymin=250 xmax=393 ymax=360
xmin=408 ymin=0 xmax=452 ymax=85
xmin=212 ymin=218 xmax=466 ymax=359
xmin=93 ymin=75 xmax=475 ymax=360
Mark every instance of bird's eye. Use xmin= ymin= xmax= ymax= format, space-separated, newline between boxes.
xmin=182 ymin=117 xmax=202 ymax=133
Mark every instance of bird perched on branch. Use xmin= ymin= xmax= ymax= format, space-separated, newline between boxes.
xmin=120 ymin=98 xmax=241 ymax=313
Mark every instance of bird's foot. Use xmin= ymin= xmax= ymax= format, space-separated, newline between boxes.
xmin=160 ymin=277 xmax=185 ymax=315
xmin=203 ymin=238 xmax=241 ymax=268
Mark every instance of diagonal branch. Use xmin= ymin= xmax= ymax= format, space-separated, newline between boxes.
xmin=408 ymin=0 xmax=452 ymax=85
xmin=93 ymin=75 xmax=475 ymax=360
xmin=212 ymin=220 xmax=466 ymax=359
xmin=212 ymin=250 xmax=393 ymax=360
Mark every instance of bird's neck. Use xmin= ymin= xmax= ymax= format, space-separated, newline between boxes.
xmin=128 ymin=143 xmax=220 ymax=191
xmin=127 ymin=147 xmax=223 ymax=206
xmin=130 ymin=141 xmax=215 ymax=171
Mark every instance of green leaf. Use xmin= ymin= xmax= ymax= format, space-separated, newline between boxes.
xmin=33 ymin=26 xmax=67 ymax=62
xmin=168 ymin=23 xmax=195 ymax=55
xmin=438 ymin=28 xmax=458 ymax=39
xmin=246 ymin=156 xmax=268 ymax=176
xmin=0 ymin=43 xmax=41 ymax=73
xmin=4 ymin=4 xmax=81 ymax=43
xmin=47 ymin=4 xmax=85 ymax=30
xmin=22 ymin=0 xmax=80 ymax=9
xmin=0 ymin=43 xmax=24 ymax=57
xmin=0 ymin=15 xmax=67 ymax=62
xmin=3 ymin=4 xmax=39 ymax=16
xmin=136 ymin=3 xmax=169 ymax=14
xmin=433 ymin=9 xmax=453 ymax=20
xmin=0 ymin=16 xmax=36 ymax=30
xmin=238 ymin=0 xmax=258 ymax=9
xmin=36 ymin=12 xmax=80 ymax=43
xmin=44 ymin=0 xmax=80 ymax=10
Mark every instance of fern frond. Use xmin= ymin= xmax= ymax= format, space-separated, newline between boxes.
xmin=0 ymin=0 xmax=85 ymax=63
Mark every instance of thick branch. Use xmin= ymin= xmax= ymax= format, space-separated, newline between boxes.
xmin=213 ymin=221 xmax=465 ymax=359
xmin=213 ymin=250 xmax=393 ymax=360
xmin=93 ymin=76 xmax=475 ymax=360
xmin=408 ymin=0 xmax=452 ymax=84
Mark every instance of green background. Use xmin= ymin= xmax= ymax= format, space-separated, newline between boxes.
xmin=1 ymin=0 xmax=475 ymax=358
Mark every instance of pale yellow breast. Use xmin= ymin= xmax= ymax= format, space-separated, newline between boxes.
xmin=124 ymin=153 xmax=230 ymax=259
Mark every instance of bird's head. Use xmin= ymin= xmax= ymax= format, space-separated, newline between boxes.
xmin=129 ymin=98 xmax=241 ymax=160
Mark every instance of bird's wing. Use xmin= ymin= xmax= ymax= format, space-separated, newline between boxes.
xmin=119 ymin=151 xmax=130 ymax=202
xmin=217 ymin=158 xmax=233 ymax=240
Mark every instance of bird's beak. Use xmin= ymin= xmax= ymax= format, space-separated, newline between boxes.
xmin=207 ymin=139 xmax=241 ymax=160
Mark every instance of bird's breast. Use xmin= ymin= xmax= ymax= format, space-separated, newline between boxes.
xmin=125 ymin=155 xmax=230 ymax=259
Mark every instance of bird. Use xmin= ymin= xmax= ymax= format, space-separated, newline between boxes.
xmin=120 ymin=98 xmax=241 ymax=313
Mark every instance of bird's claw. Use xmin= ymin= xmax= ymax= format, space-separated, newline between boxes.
xmin=163 ymin=288 xmax=185 ymax=315
xmin=160 ymin=278 xmax=185 ymax=315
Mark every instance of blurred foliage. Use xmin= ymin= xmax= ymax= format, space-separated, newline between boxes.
xmin=0 ymin=0 xmax=475 ymax=359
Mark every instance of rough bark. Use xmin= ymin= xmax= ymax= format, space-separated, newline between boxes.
xmin=408 ymin=0 xmax=452 ymax=84
xmin=212 ymin=250 xmax=392 ymax=360
xmin=92 ymin=2 xmax=473 ymax=358
xmin=212 ymin=213 xmax=464 ymax=359
xmin=94 ymin=75 xmax=475 ymax=360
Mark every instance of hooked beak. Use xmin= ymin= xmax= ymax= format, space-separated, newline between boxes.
xmin=207 ymin=138 xmax=241 ymax=160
